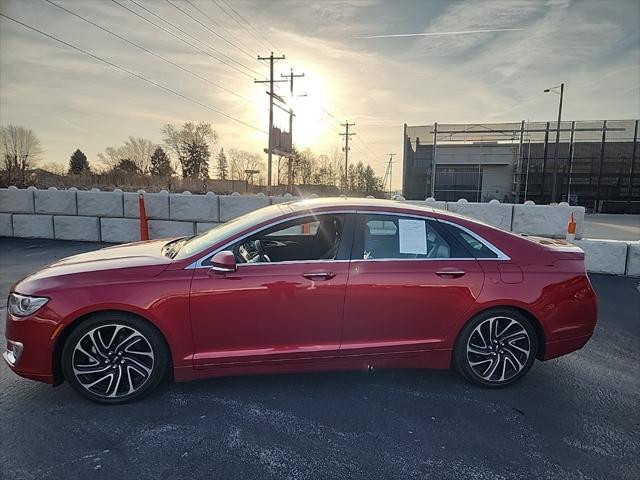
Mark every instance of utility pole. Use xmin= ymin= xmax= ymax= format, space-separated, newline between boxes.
xmin=544 ymin=83 xmax=564 ymax=203
xmin=255 ymin=52 xmax=286 ymax=193
xmin=281 ymin=68 xmax=304 ymax=193
xmin=383 ymin=153 xmax=395 ymax=198
xmin=340 ymin=121 xmax=355 ymax=193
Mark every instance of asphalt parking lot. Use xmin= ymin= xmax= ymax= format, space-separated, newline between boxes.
xmin=0 ymin=238 xmax=638 ymax=480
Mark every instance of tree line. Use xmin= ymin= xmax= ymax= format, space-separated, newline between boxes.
xmin=1 ymin=122 xmax=385 ymax=195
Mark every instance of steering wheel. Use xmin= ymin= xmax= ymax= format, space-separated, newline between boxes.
xmin=253 ymin=240 xmax=271 ymax=262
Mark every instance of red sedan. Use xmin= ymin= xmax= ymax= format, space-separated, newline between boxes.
xmin=4 ymin=198 xmax=597 ymax=403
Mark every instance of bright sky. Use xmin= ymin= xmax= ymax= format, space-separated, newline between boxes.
xmin=1 ymin=0 xmax=639 ymax=190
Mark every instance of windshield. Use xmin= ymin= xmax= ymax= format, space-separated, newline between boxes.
xmin=172 ymin=204 xmax=285 ymax=260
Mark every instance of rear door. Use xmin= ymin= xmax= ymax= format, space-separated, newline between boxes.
xmin=340 ymin=212 xmax=485 ymax=356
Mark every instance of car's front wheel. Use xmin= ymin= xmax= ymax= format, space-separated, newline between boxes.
xmin=454 ymin=309 xmax=537 ymax=388
xmin=61 ymin=313 xmax=169 ymax=404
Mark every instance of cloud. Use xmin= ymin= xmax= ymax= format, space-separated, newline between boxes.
xmin=0 ymin=0 xmax=638 ymax=189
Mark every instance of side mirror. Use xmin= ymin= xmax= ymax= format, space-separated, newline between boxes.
xmin=209 ymin=251 xmax=236 ymax=273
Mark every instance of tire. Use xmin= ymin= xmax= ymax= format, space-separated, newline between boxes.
xmin=61 ymin=312 xmax=169 ymax=404
xmin=453 ymin=308 xmax=537 ymax=388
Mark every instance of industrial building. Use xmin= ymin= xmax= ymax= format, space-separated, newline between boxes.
xmin=402 ymin=120 xmax=639 ymax=213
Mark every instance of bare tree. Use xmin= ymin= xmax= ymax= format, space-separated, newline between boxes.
xmin=227 ymin=149 xmax=264 ymax=182
xmin=297 ymin=148 xmax=317 ymax=185
xmin=0 ymin=125 xmax=43 ymax=185
xmin=97 ymin=137 xmax=155 ymax=174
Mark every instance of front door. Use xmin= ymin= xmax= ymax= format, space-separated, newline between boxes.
xmin=341 ymin=213 xmax=485 ymax=356
xmin=189 ymin=213 xmax=353 ymax=368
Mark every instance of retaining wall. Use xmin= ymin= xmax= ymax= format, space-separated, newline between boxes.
xmin=1 ymin=187 xmax=636 ymax=276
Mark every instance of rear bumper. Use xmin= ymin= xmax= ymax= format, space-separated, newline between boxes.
xmin=543 ymin=332 xmax=594 ymax=360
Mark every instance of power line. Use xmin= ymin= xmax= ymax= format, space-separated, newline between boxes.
xmin=184 ymin=0 xmax=259 ymax=58
xmin=219 ymin=0 xmax=278 ymax=52
xmin=166 ymin=0 xmax=257 ymax=62
xmin=44 ymin=0 xmax=252 ymax=103
xmin=132 ymin=0 xmax=263 ymax=77
xmin=111 ymin=0 xmax=254 ymax=81
xmin=318 ymin=104 xmax=341 ymax=125
xmin=213 ymin=0 xmax=269 ymax=52
xmin=355 ymin=134 xmax=378 ymax=159
xmin=121 ymin=0 xmax=263 ymax=80
xmin=207 ymin=0 xmax=383 ymax=174
xmin=0 ymin=12 xmax=266 ymax=134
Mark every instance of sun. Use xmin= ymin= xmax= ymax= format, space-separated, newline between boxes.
xmin=252 ymin=64 xmax=333 ymax=151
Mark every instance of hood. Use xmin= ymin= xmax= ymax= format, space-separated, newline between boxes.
xmin=50 ymin=238 xmax=174 ymax=271
xmin=15 ymin=239 xmax=176 ymax=294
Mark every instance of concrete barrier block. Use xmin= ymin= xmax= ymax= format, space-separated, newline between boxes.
xmin=446 ymin=202 xmax=513 ymax=230
xmin=625 ymin=241 xmax=640 ymax=277
xmin=77 ymin=191 xmax=123 ymax=217
xmin=13 ymin=214 xmax=54 ymax=239
xmin=220 ymin=195 xmax=270 ymax=222
xmin=149 ymin=220 xmax=195 ymax=239
xmin=54 ymin=216 xmax=100 ymax=242
xmin=35 ymin=189 xmax=77 ymax=215
xmin=0 ymin=213 xmax=13 ymax=236
xmin=0 ymin=188 xmax=34 ymax=213
xmin=402 ymin=200 xmax=447 ymax=211
xmin=574 ymin=239 xmax=628 ymax=275
xmin=513 ymin=205 xmax=585 ymax=239
xmin=100 ymin=218 xmax=140 ymax=243
xmin=169 ymin=193 xmax=219 ymax=222
xmin=196 ymin=222 xmax=221 ymax=234
xmin=124 ymin=192 xmax=170 ymax=219
xmin=270 ymin=196 xmax=300 ymax=205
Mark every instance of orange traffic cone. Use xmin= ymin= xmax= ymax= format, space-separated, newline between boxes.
xmin=566 ymin=212 xmax=576 ymax=242
xmin=139 ymin=193 xmax=149 ymax=241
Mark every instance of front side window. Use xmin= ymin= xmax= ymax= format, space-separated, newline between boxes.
xmin=174 ymin=204 xmax=284 ymax=260
xmin=232 ymin=214 xmax=344 ymax=264
xmin=361 ymin=214 xmax=455 ymax=260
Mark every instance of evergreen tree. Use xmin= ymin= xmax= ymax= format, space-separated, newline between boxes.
xmin=68 ymin=149 xmax=90 ymax=174
xmin=216 ymin=148 xmax=229 ymax=180
xmin=161 ymin=122 xmax=216 ymax=179
xmin=149 ymin=146 xmax=173 ymax=176
xmin=113 ymin=158 xmax=140 ymax=174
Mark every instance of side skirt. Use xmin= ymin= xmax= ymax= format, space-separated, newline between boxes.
xmin=173 ymin=348 xmax=452 ymax=382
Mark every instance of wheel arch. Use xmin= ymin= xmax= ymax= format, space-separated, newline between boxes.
xmin=452 ymin=304 xmax=546 ymax=365
xmin=52 ymin=309 xmax=174 ymax=385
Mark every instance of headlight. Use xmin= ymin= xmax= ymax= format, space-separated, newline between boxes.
xmin=8 ymin=293 xmax=49 ymax=317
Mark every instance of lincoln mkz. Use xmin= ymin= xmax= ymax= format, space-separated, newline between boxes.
xmin=4 ymin=198 xmax=598 ymax=403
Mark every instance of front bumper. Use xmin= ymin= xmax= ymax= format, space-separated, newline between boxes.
xmin=3 ymin=339 xmax=23 ymax=366
xmin=4 ymin=310 xmax=57 ymax=384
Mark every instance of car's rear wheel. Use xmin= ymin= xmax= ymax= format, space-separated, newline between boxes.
xmin=454 ymin=309 xmax=537 ymax=388
xmin=61 ymin=313 xmax=168 ymax=404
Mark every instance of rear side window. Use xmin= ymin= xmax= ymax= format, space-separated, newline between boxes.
xmin=446 ymin=225 xmax=499 ymax=259
xmin=361 ymin=214 xmax=457 ymax=259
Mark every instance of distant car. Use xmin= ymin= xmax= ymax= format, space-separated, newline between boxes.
xmin=4 ymin=198 xmax=598 ymax=403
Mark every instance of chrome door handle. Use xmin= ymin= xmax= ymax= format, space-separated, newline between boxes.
xmin=436 ymin=269 xmax=466 ymax=278
xmin=303 ymin=272 xmax=336 ymax=280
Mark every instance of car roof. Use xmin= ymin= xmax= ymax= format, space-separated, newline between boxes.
xmin=286 ymin=196 xmax=437 ymax=214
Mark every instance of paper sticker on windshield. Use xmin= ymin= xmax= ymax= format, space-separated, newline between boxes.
xmin=398 ymin=219 xmax=427 ymax=255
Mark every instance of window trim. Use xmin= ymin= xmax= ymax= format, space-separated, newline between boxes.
xmin=185 ymin=209 xmax=510 ymax=269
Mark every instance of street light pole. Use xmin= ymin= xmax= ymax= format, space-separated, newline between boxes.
xmin=544 ymin=83 xmax=564 ymax=203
